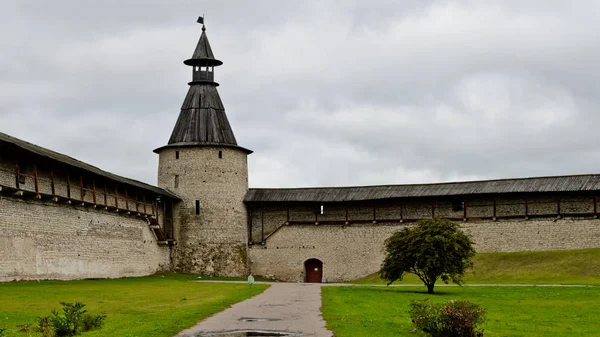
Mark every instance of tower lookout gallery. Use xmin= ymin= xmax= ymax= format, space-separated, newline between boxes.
xmin=2 ymin=19 xmax=600 ymax=283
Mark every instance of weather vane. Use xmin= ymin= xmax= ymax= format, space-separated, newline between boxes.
xmin=197 ymin=14 xmax=205 ymax=31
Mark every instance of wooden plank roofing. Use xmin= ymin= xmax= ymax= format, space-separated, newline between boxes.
xmin=156 ymin=84 xmax=252 ymax=154
xmin=244 ymin=174 xmax=600 ymax=203
xmin=0 ymin=131 xmax=180 ymax=199
xmin=169 ymin=85 xmax=236 ymax=145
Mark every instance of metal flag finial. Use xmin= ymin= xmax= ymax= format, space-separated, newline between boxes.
xmin=198 ymin=14 xmax=206 ymax=31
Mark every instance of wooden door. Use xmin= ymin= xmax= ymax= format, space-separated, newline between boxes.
xmin=304 ymin=259 xmax=323 ymax=283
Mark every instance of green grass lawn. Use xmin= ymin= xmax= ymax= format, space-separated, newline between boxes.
xmin=350 ymin=248 xmax=600 ymax=285
xmin=322 ymin=285 xmax=600 ymax=337
xmin=0 ymin=274 xmax=267 ymax=337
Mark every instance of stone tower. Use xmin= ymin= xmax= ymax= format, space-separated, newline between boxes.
xmin=154 ymin=19 xmax=252 ymax=276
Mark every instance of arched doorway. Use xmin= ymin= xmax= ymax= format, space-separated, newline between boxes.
xmin=304 ymin=258 xmax=323 ymax=283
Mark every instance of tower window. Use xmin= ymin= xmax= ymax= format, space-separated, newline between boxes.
xmin=175 ymin=151 xmax=179 ymax=159
xmin=195 ymin=200 xmax=200 ymax=215
xmin=320 ymin=205 xmax=324 ymax=215
xmin=218 ymin=150 xmax=222 ymax=159
xmin=174 ymin=175 xmax=179 ymax=188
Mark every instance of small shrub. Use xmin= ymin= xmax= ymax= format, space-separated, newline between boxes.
xmin=51 ymin=302 xmax=87 ymax=337
xmin=409 ymin=299 xmax=486 ymax=337
xmin=37 ymin=316 xmax=53 ymax=337
xmin=35 ymin=302 xmax=107 ymax=336
xmin=80 ymin=313 xmax=107 ymax=332
xmin=0 ymin=328 xmax=6 ymax=337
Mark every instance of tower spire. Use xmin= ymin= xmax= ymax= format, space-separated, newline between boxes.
xmin=184 ymin=17 xmax=222 ymax=68
xmin=154 ymin=17 xmax=251 ymax=154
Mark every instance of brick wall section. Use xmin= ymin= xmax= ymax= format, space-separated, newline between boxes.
xmin=0 ymin=197 xmax=170 ymax=282
xmin=249 ymin=218 xmax=600 ymax=282
xmin=157 ymin=146 xmax=249 ymax=276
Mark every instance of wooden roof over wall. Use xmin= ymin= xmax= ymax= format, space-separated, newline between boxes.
xmin=245 ymin=174 xmax=600 ymax=203
xmin=0 ymin=131 xmax=180 ymax=199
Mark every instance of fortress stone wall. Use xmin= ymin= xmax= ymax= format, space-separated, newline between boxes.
xmin=0 ymin=139 xmax=174 ymax=282
xmin=247 ymin=197 xmax=600 ymax=282
xmin=249 ymin=218 xmax=600 ymax=282
xmin=0 ymin=197 xmax=170 ymax=282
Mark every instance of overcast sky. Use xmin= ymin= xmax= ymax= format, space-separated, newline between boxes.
xmin=1 ymin=1 xmax=600 ymax=188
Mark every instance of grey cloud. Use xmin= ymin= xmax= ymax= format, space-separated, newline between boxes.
xmin=1 ymin=1 xmax=600 ymax=189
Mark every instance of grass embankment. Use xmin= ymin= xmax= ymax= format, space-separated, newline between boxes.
xmin=351 ymin=248 xmax=600 ymax=285
xmin=0 ymin=274 xmax=267 ymax=337
xmin=322 ymin=286 xmax=600 ymax=337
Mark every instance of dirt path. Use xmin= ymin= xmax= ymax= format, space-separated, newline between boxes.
xmin=175 ymin=283 xmax=334 ymax=337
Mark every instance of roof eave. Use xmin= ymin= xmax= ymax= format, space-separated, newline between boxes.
xmin=244 ymin=174 xmax=600 ymax=203
xmin=184 ymin=58 xmax=223 ymax=66
xmin=153 ymin=142 xmax=253 ymax=154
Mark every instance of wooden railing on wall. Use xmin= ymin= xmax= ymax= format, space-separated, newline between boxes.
xmin=249 ymin=197 xmax=600 ymax=243
xmin=0 ymin=164 xmax=158 ymax=217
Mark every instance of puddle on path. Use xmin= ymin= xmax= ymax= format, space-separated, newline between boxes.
xmin=194 ymin=331 xmax=294 ymax=337
xmin=238 ymin=317 xmax=281 ymax=322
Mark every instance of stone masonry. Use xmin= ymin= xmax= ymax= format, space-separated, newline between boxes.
xmin=0 ymin=135 xmax=174 ymax=282
xmin=249 ymin=218 xmax=600 ymax=282
xmin=0 ymin=196 xmax=170 ymax=282
xmin=247 ymin=197 xmax=600 ymax=282
xmin=157 ymin=146 xmax=249 ymax=276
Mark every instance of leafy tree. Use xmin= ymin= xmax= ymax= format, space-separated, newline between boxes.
xmin=380 ymin=219 xmax=476 ymax=294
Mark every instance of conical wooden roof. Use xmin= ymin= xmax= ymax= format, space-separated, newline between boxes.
xmin=184 ymin=26 xmax=223 ymax=66
xmin=167 ymin=85 xmax=237 ymax=145
xmin=155 ymin=23 xmax=251 ymax=154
